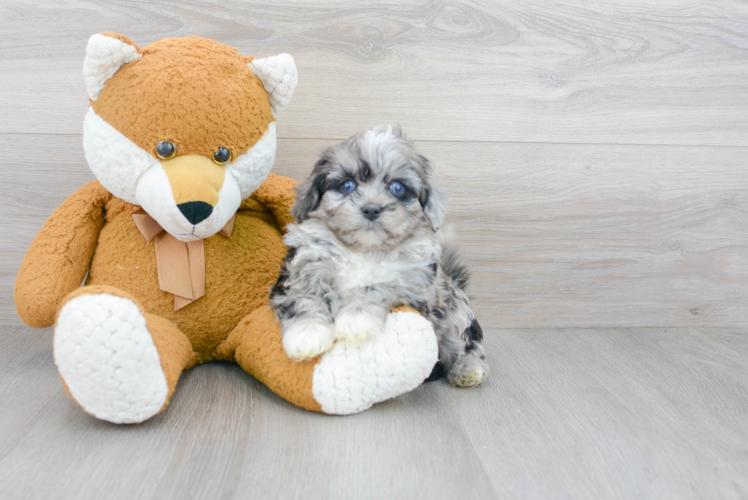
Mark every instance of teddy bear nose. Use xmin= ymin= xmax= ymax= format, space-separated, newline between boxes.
xmin=361 ymin=205 xmax=381 ymax=221
xmin=177 ymin=201 xmax=213 ymax=225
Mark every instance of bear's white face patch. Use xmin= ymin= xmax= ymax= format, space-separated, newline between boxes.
xmin=135 ymin=164 xmax=242 ymax=241
xmin=83 ymin=108 xmax=277 ymax=241
xmin=227 ymin=121 xmax=277 ymax=199
xmin=83 ymin=108 xmax=157 ymax=205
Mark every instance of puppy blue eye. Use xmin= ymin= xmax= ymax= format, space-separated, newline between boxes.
xmin=341 ymin=180 xmax=357 ymax=194
xmin=389 ymin=181 xmax=405 ymax=196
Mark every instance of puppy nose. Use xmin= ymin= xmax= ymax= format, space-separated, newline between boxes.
xmin=177 ymin=201 xmax=213 ymax=225
xmin=361 ymin=205 xmax=381 ymax=221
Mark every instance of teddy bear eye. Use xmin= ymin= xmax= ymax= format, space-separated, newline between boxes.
xmin=155 ymin=141 xmax=177 ymax=160
xmin=213 ymin=147 xmax=232 ymax=164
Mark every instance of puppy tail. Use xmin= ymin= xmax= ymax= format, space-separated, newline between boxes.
xmin=439 ymin=234 xmax=470 ymax=291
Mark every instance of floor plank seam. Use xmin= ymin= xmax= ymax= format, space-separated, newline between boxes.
xmin=440 ymin=385 xmax=503 ymax=500
xmin=1 ymin=131 xmax=747 ymax=150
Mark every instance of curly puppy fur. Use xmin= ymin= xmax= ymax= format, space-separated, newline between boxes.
xmin=271 ymin=126 xmax=488 ymax=387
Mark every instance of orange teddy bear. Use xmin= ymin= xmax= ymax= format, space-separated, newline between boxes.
xmin=14 ymin=33 xmax=438 ymax=424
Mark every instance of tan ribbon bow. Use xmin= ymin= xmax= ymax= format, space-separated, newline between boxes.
xmin=132 ymin=209 xmax=236 ymax=311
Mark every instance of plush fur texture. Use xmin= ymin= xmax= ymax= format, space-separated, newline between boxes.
xmin=228 ymin=122 xmax=278 ymax=200
xmin=84 ymin=107 xmax=277 ymax=240
xmin=271 ymin=126 xmax=488 ymax=386
xmin=84 ymin=33 xmax=142 ymax=100
xmin=83 ymin=107 xmax=160 ymax=205
xmin=91 ymin=35 xmax=274 ymax=159
xmin=249 ymin=55 xmax=298 ymax=114
xmin=84 ymin=36 xmax=283 ymax=241
xmin=15 ymin=34 xmax=439 ymax=423
xmin=55 ymin=291 xmax=171 ymax=424
xmin=312 ymin=307 xmax=438 ymax=414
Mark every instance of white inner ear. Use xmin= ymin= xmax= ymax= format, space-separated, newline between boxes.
xmin=249 ymin=54 xmax=298 ymax=114
xmin=84 ymin=34 xmax=141 ymax=101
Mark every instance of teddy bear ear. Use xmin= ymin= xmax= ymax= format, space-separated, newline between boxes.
xmin=249 ymin=54 xmax=298 ymax=114
xmin=83 ymin=32 xmax=142 ymax=101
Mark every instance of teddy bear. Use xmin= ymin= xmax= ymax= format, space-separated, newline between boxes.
xmin=14 ymin=33 xmax=438 ymax=424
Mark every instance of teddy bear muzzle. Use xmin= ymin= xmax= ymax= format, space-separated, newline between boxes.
xmin=134 ymin=154 xmax=242 ymax=242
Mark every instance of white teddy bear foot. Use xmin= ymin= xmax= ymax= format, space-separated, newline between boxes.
xmin=282 ymin=320 xmax=336 ymax=361
xmin=312 ymin=310 xmax=439 ymax=415
xmin=54 ymin=293 xmax=169 ymax=424
xmin=334 ymin=309 xmax=385 ymax=345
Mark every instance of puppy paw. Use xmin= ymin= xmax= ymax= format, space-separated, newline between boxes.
xmin=447 ymin=356 xmax=489 ymax=388
xmin=282 ymin=320 xmax=336 ymax=361
xmin=334 ymin=310 xmax=385 ymax=345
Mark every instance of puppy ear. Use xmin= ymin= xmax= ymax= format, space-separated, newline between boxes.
xmin=292 ymin=160 xmax=328 ymax=222
xmin=417 ymin=155 xmax=447 ymax=230
xmin=421 ymin=184 xmax=447 ymax=231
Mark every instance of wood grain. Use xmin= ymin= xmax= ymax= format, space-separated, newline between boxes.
xmin=451 ymin=326 xmax=748 ymax=499
xmin=1 ymin=1 xmax=748 ymax=498
xmin=3 ymin=134 xmax=746 ymax=327
xmin=0 ymin=325 xmax=498 ymax=500
xmin=0 ymin=0 xmax=747 ymax=145
xmin=1 ymin=324 xmax=746 ymax=499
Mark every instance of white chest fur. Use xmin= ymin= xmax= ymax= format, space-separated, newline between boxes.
xmin=336 ymin=251 xmax=397 ymax=290
xmin=334 ymin=243 xmax=434 ymax=292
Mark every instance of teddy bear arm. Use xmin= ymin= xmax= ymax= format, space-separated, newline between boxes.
xmin=15 ymin=181 xmax=111 ymax=328
xmin=250 ymin=173 xmax=299 ymax=233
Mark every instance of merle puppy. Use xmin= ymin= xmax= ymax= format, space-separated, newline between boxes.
xmin=270 ymin=125 xmax=488 ymax=387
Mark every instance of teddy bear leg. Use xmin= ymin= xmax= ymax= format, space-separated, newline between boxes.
xmin=217 ymin=306 xmax=322 ymax=412
xmin=54 ymin=285 xmax=195 ymax=424
xmin=217 ymin=305 xmax=439 ymax=415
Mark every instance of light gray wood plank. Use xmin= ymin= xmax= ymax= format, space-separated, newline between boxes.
xmin=446 ymin=326 xmax=748 ymax=499
xmin=0 ymin=325 xmax=497 ymax=500
xmin=422 ymin=140 xmax=748 ymax=329
xmin=229 ymin=385 xmax=497 ymax=500
xmin=695 ymin=327 xmax=748 ymax=359
xmin=3 ymin=134 xmax=747 ymax=328
xmin=3 ymin=2 xmax=748 ymax=500
xmin=1 ymin=324 xmax=746 ymax=499
xmin=1 ymin=0 xmax=748 ymax=145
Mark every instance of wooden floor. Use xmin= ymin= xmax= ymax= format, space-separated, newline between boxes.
xmin=1 ymin=0 xmax=747 ymax=499
xmin=1 ymin=324 xmax=747 ymax=499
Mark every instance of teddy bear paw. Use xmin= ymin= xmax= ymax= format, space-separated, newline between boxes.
xmin=282 ymin=320 xmax=336 ymax=361
xmin=54 ymin=293 xmax=169 ymax=424
xmin=311 ymin=310 xmax=439 ymax=415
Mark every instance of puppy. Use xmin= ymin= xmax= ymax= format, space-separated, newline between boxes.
xmin=270 ymin=126 xmax=488 ymax=387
